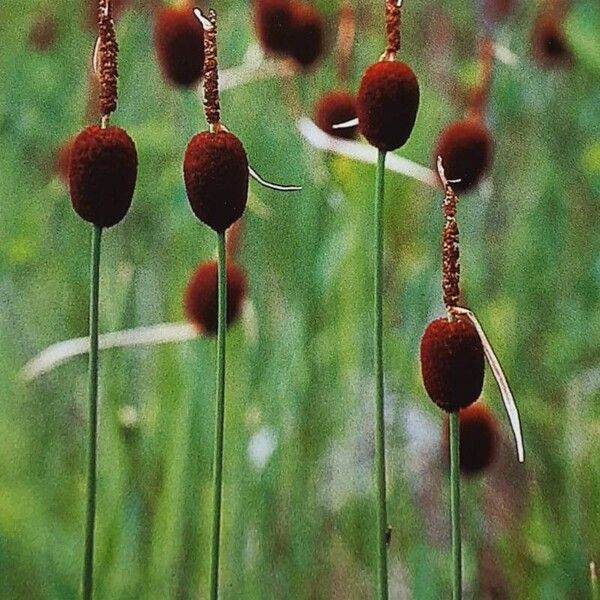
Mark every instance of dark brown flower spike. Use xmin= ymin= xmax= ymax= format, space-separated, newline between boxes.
xmin=97 ymin=0 xmax=119 ymax=120
xmin=532 ymin=13 xmax=573 ymax=69
xmin=154 ymin=3 xmax=205 ymax=88
xmin=184 ymin=259 xmax=246 ymax=335
xmin=443 ymin=402 xmax=499 ymax=476
xmin=254 ymin=0 xmax=294 ymax=55
xmin=314 ymin=91 xmax=358 ymax=140
xmin=195 ymin=8 xmax=221 ymax=129
xmin=287 ymin=2 xmax=324 ymax=69
xmin=439 ymin=157 xmax=460 ymax=310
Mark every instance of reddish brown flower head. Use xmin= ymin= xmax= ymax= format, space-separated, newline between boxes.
xmin=356 ymin=61 xmax=420 ymax=151
xmin=314 ymin=90 xmax=357 ymax=139
xmin=443 ymin=403 xmax=499 ymax=475
xmin=482 ymin=0 xmax=516 ymax=25
xmin=532 ymin=14 xmax=572 ymax=69
xmin=183 ymin=131 xmax=249 ymax=233
xmin=434 ymin=119 xmax=493 ymax=192
xmin=28 ymin=12 xmax=58 ymax=52
xmin=254 ymin=0 xmax=294 ymax=55
xmin=154 ymin=4 xmax=205 ymax=88
xmin=69 ymin=125 xmax=137 ymax=228
xmin=287 ymin=2 xmax=325 ymax=68
xmin=184 ymin=260 xmax=247 ymax=335
xmin=420 ymin=315 xmax=485 ymax=412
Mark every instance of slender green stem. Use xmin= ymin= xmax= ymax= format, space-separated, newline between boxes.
xmin=373 ymin=149 xmax=389 ymax=600
xmin=591 ymin=562 xmax=599 ymax=600
xmin=449 ymin=411 xmax=462 ymax=600
xmin=209 ymin=232 xmax=227 ymax=600
xmin=82 ymin=224 xmax=102 ymax=600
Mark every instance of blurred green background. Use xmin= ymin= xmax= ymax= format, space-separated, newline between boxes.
xmin=1 ymin=0 xmax=599 ymax=598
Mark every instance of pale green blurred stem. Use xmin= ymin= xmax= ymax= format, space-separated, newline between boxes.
xmin=373 ymin=150 xmax=389 ymax=600
xmin=82 ymin=224 xmax=102 ymax=600
xmin=449 ymin=412 xmax=462 ymax=600
xmin=209 ymin=232 xmax=227 ymax=600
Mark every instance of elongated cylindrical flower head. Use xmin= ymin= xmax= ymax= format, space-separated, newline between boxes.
xmin=314 ymin=90 xmax=357 ymax=139
xmin=443 ymin=403 xmax=499 ymax=475
xmin=356 ymin=61 xmax=420 ymax=151
xmin=254 ymin=0 xmax=294 ymax=55
xmin=69 ymin=125 xmax=137 ymax=227
xmin=154 ymin=4 xmax=205 ymax=88
xmin=183 ymin=131 xmax=249 ymax=232
xmin=184 ymin=260 xmax=246 ymax=335
xmin=434 ymin=119 xmax=493 ymax=192
xmin=287 ymin=2 xmax=324 ymax=68
xmin=420 ymin=315 xmax=485 ymax=412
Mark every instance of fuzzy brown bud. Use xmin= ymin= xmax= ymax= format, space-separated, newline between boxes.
xmin=420 ymin=315 xmax=485 ymax=412
xmin=69 ymin=125 xmax=137 ymax=227
xmin=434 ymin=119 xmax=493 ymax=192
xmin=287 ymin=3 xmax=324 ymax=68
xmin=183 ymin=131 xmax=249 ymax=233
xmin=254 ymin=0 xmax=294 ymax=55
xmin=532 ymin=14 xmax=572 ymax=69
xmin=184 ymin=260 xmax=246 ymax=335
xmin=154 ymin=5 xmax=205 ymax=88
xmin=356 ymin=61 xmax=420 ymax=151
xmin=314 ymin=91 xmax=358 ymax=139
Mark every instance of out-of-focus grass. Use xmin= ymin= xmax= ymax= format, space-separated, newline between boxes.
xmin=1 ymin=0 xmax=599 ymax=598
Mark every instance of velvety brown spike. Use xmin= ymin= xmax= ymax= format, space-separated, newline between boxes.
xmin=356 ymin=61 xmax=420 ymax=151
xmin=254 ymin=0 xmax=294 ymax=55
xmin=184 ymin=260 xmax=246 ymax=335
xmin=314 ymin=91 xmax=358 ymax=139
xmin=287 ymin=2 xmax=324 ymax=68
xmin=443 ymin=402 xmax=499 ymax=475
xmin=420 ymin=315 xmax=485 ymax=412
xmin=69 ymin=125 xmax=137 ymax=227
xmin=433 ymin=119 xmax=493 ymax=192
xmin=183 ymin=131 xmax=249 ymax=232
xmin=154 ymin=4 xmax=205 ymax=88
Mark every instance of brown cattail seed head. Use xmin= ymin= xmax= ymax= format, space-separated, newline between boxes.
xmin=154 ymin=5 xmax=205 ymax=88
xmin=98 ymin=0 xmax=119 ymax=117
xmin=69 ymin=125 xmax=137 ymax=228
xmin=434 ymin=119 xmax=493 ymax=192
xmin=532 ymin=14 xmax=572 ymax=69
xmin=287 ymin=3 xmax=325 ymax=68
xmin=314 ymin=91 xmax=358 ymax=139
xmin=183 ymin=131 xmax=249 ymax=233
xmin=420 ymin=315 xmax=485 ymax=412
xmin=443 ymin=403 xmax=499 ymax=475
xmin=184 ymin=260 xmax=246 ymax=335
xmin=356 ymin=61 xmax=420 ymax=151
xmin=254 ymin=0 xmax=294 ymax=55
xmin=55 ymin=136 xmax=75 ymax=187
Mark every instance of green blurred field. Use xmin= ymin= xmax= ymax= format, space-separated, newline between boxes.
xmin=1 ymin=0 xmax=599 ymax=598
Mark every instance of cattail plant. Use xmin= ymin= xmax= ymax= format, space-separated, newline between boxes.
xmin=68 ymin=1 xmax=137 ymax=598
xmin=432 ymin=38 xmax=495 ymax=193
xmin=154 ymin=2 xmax=205 ymax=88
xmin=183 ymin=9 xmax=298 ymax=599
xmin=442 ymin=402 xmax=499 ymax=476
xmin=420 ymin=160 xmax=524 ymax=599
xmin=330 ymin=1 xmax=420 ymax=597
xmin=184 ymin=259 xmax=246 ymax=335
xmin=253 ymin=0 xmax=324 ymax=69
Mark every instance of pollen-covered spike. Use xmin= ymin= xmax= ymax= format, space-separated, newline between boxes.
xmin=97 ymin=0 xmax=119 ymax=117
xmin=184 ymin=259 xmax=246 ymax=335
xmin=183 ymin=130 xmax=249 ymax=232
xmin=420 ymin=315 xmax=485 ymax=413
xmin=195 ymin=8 xmax=220 ymax=126
xmin=69 ymin=125 xmax=138 ymax=227
xmin=433 ymin=118 xmax=493 ymax=192
xmin=383 ymin=0 xmax=401 ymax=61
xmin=356 ymin=60 xmax=420 ymax=151
xmin=154 ymin=4 xmax=205 ymax=88
xmin=451 ymin=306 xmax=524 ymax=463
xmin=314 ymin=91 xmax=358 ymax=139
xmin=287 ymin=2 xmax=324 ymax=68
xmin=248 ymin=165 xmax=301 ymax=192
xmin=437 ymin=158 xmax=461 ymax=310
